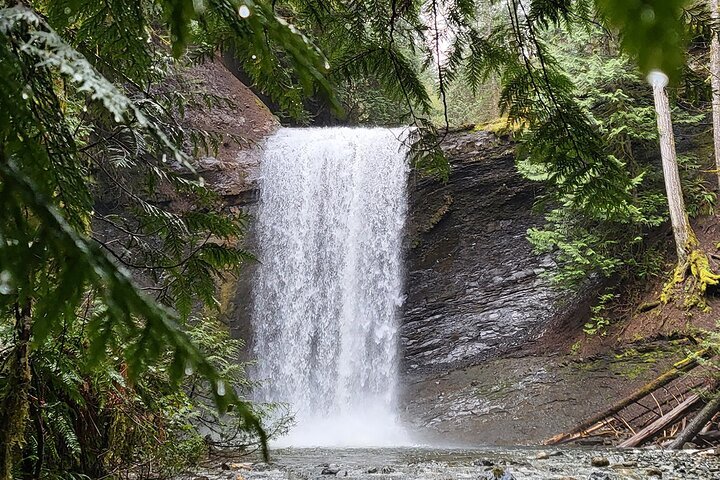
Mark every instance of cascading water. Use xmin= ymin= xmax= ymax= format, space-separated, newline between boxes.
xmin=251 ymin=127 xmax=410 ymax=447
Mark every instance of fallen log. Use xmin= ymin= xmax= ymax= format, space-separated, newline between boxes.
xmin=697 ymin=430 xmax=720 ymax=443
xmin=618 ymin=394 xmax=701 ymax=448
xmin=668 ymin=390 xmax=720 ymax=449
xmin=547 ymin=418 xmax=617 ymax=445
xmin=544 ymin=349 xmax=711 ymax=445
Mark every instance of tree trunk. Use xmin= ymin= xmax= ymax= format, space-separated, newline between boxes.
xmin=0 ymin=302 xmax=32 ymax=480
xmin=711 ymin=0 xmax=720 ymax=190
xmin=649 ymin=71 xmax=692 ymax=264
xmin=668 ymin=389 xmax=720 ymax=449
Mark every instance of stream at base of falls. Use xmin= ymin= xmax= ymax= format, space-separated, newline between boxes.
xmin=177 ymin=447 xmax=719 ymax=480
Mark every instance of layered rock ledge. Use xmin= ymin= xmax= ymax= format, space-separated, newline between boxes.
xmin=402 ymin=130 xmax=585 ymax=374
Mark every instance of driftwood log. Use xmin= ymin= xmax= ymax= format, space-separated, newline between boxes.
xmin=668 ymin=390 xmax=720 ymax=449
xmin=618 ymin=394 xmax=701 ymax=448
xmin=545 ymin=349 xmax=711 ymax=445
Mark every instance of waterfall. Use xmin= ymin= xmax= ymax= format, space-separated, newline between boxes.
xmin=251 ymin=127 xmax=409 ymax=447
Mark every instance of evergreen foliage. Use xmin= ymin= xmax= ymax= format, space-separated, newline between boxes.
xmin=0 ymin=0 xmax=328 ymax=476
xmin=526 ymin=26 xmax=711 ymax=288
xmin=596 ymin=0 xmax=688 ymax=79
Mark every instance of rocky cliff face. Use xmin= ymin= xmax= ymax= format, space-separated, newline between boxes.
xmin=401 ymin=130 xmax=580 ymax=374
xmin=176 ymin=58 xmax=279 ymax=204
xmin=224 ymin=128 xmax=588 ymax=367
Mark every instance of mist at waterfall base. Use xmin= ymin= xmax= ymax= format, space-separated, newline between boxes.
xmin=250 ymin=127 xmax=412 ymax=447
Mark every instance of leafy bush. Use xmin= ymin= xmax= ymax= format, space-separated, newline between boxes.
xmin=584 ymin=292 xmax=618 ymax=335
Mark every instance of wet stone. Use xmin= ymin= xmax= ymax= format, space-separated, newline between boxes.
xmin=646 ymin=467 xmax=663 ymax=477
xmin=535 ymin=451 xmax=562 ymax=460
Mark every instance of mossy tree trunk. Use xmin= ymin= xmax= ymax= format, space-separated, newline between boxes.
xmin=0 ymin=302 xmax=32 ymax=480
xmin=649 ymin=71 xmax=720 ymax=307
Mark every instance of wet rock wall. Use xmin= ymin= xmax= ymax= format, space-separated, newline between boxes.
xmin=401 ymin=130 xmax=582 ymax=373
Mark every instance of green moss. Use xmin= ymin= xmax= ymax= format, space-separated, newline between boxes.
xmin=474 ymin=116 xmax=524 ymax=134
xmin=687 ymin=248 xmax=720 ymax=295
xmin=570 ymin=358 xmax=606 ymax=372
xmin=609 ymin=346 xmax=678 ymax=379
xmin=490 ymin=466 xmax=506 ymax=478
xmin=660 ymin=240 xmax=720 ymax=311
xmin=568 ymin=345 xmax=679 ymax=379
xmin=420 ymin=194 xmax=454 ymax=234
xmin=212 ymin=272 xmax=239 ymax=317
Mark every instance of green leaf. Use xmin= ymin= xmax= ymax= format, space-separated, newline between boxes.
xmin=164 ymin=0 xmax=198 ymax=57
xmin=596 ymin=0 xmax=688 ymax=79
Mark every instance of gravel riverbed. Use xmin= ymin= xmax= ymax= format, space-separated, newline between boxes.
xmin=177 ymin=446 xmax=720 ymax=480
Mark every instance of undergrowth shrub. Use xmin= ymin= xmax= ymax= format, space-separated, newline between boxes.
xmin=0 ymin=314 xmax=284 ymax=479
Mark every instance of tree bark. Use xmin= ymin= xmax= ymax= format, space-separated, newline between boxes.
xmin=649 ymin=71 xmax=692 ymax=264
xmin=711 ymin=0 xmax=720 ymax=190
xmin=668 ymin=389 xmax=720 ymax=449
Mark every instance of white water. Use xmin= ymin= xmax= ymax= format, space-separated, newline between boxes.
xmin=251 ymin=127 xmax=410 ymax=447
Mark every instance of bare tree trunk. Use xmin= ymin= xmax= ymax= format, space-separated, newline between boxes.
xmin=649 ymin=71 xmax=692 ymax=264
xmin=712 ymin=0 xmax=720 ymax=190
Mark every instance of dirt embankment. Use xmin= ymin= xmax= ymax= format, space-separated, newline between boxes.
xmin=535 ymin=214 xmax=720 ymax=360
